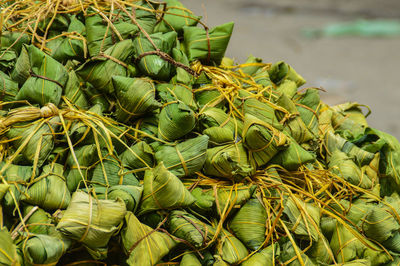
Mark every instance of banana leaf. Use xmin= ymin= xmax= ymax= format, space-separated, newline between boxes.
xmin=270 ymin=136 xmax=316 ymax=171
xmin=56 ymin=191 xmax=127 ymax=260
xmin=320 ymin=216 xmax=337 ymax=241
xmin=330 ymin=222 xmax=390 ymax=264
xmin=180 ymin=252 xmax=202 ymax=266
xmin=0 ymin=31 xmax=30 ymax=54
xmin=44 ymin=35 xmax=63 ymax=59
xmin=91 ymin=153 xmax=140 ymax=187
xmin=167 ymin=210 xmax=215 ymax=248
xmin=77 ymin=39 xmax=135 ymax=94
xmin=229 ymin=198 xmax=267 ymax=250
xmin=133 ymin=31 xmax=177 ymax=80
xmin=0 ymin=48 xmax=16 ymax=73
xmin=85 ymin=8 xmax=138 ymax=56
xmin=67 ymin=103 xmax=102 ymax=138
xmin=133 ymin=114 xmax=160 ymax=141
xmin=318 ymin=112 xmax=333 ymax=140
xmin=107 ymin=185 xmax=143 ymax=213
xmin=383 ymin=231 xmax=400 ymax=254
xmin=155 ymin=0 xmax=200 ymax=33
xmin=37 ymin=13 xmax=69 ymax=33
xmin=121 ymin=141 xmax=154 ymax=177
xmin=139 ymin=211 xmax=165 ymax=229
xmin=325 ymin=131 xmax=375 ymax=166
xmin=51 ymin=15 xmax=86 ymax=63
xmin=268 ymin=61 xmax=306 ymax=87
xmin=243 ymin=98 xmax=282 ymax=130
xmin=215 ymin=229 xmax=248 ymax=265
xmin=0 ymin=184 xmax=9 ymax=201
xmin=262 ymin=167 xmax=283 ymax=199
xmin=157 ymin=83 xmax=197 ymax=111
xmin=10 ymin=43 xmax=30 ymax=85
xmin=83 ymin=85 xmax=110 ymax=112
xmin=113 ymin=76 xmax=161 ymax=123
xmin=280 ymin=239 xmax=315 ymax=266
xmin=276 ymin=79 xmax=298 ymax=99
xmin=335 ymin=260 xmax=371 ymax=266
xmin=382 ymin=194 xmax=400 ymax=215
xmin=283 ymin=196 xmax=320 ymax=241
xmin=276 ymin=93 xmax=315 ymax=143
xmin=172 ymin=47 xmax=194 ymax=85
xmin=15 ymin=45 xmax=68 ymax=106
xmin=24 ymin=205 xmax=53 ymax=235
xmin=214 ymin=184 xmax=256 ymax=217
xmin=90 ymin=184 xmax=143 ymax=214
xmin=328 ymin=150 xmax=373 ymax=189
xmin=332 ymin=110 xmax=366 ymax=140
xmin=6 ymin=117 xmax=60 ymax=167
xmin=0 ymin=229 xmax=19 ymax=265
xmin=21 ymin=163 xmax=71 ymax=210
xmin=241 ymin=54 xmax=263 ymax=76
xmin=135 ymin=1 xmax=160 ymax=32
xmin=221 ymin=57 xmax=235 ymax=66
xmin=307 ymin=234 xmax=334 ymax=265
xmin=63 ymin=70 xmax=89 ymax=109
xmin=158 ymin=101 xmax=196 ymax=141
xmin=213 ymin=255 xmax=229 ymax=266
xmin=183 ymin=22 xmax=234 ymax=65
xmin=232 ymin=89 xmax=253 ymax=111
xmin=138 ymin=163 xmax=195 ymax=215
xmin=331 ymin=102 xmax=369 ymax=128
xmin=21 ymin=234 xmax=72 ymax=266
xmin=241 ymin=243 xmax=280 ymax=266
xmin=0 ymin=163 xmax=33 ymax=213
xmin=195 ymin=88 xmax=225 ymax=109
xmin=65 ymin=144 xmax=98 ymax=192
xmin=200 ymin=107 xmax=243 ymax=138
xmin=386 ymin=256 xmax=400 ymax=266
xmin=252 ymin=67 xmax=275 ymax=88
xmin=362 ymin=204 xmax=400 ymax=242
xmin=190 ymin=187 xmax=215 ymax=214
xmin=203 ymin=127 xmax=235 ymax=145
xmin=362 ymin=153 xmax=380 ymax=186
xmin=242 ymin=114 xmax=288 ymax=167
xmin=0 ymin=70 xmax=18 ymax=102
xmin=353 ymin=128 xmax=400 ymax=195
xmin=68 ymin=108 xmax=129 ymax=153
xmin=47 ymin=144 xmax=69 ymax=164
xmin=294 ymin=88 xmax=321 ymax=136
xmin=121 ymin=212 xmax=177 ymax=266
xmin=155 ymin=135 xmax=209 ymax=178
xmin=203 ymin=143 xmax=252 ymax=181
xmin=330 ymin=199 xmax=372 ymax=227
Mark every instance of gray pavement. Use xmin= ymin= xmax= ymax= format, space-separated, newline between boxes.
xmin=184 ymin=0 xmax=400 ymax=139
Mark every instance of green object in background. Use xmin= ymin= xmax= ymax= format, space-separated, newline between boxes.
xmin=303 ymin=19 xmax=400 ymax=38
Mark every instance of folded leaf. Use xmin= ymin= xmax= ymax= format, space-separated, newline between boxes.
xmin=158 ymin=101 xmax=196 ymax=141
xmin=155 ymin=135 xmax=209 ymax=178
xmin=183 ymin=22 xmax=234 ymax=64
xmin=204 ymin=143 xmax=252 ymax=181
xmin=56 ymin=191 xmax=127 ymax=260
xmin=15 ymin=45 xmax=68 ymax=106
xmin=113 ymin=76 xmax=161 ymax=123
xmin=138 ymin=163 xmax=195 ymax=215
xmin=229 ymin=198 xmax=267 ymax=250
xmin=121 ymin=212 xmax=177 ymax=266
xmin=22 ymin=163 xmax=71 ymax=210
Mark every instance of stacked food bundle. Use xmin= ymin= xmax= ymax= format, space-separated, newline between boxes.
xmin=0 ymin=0 xmax=399 ymax=265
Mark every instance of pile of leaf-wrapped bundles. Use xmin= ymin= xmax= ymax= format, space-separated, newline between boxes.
xmin=1 ymin=0 xmax=400 ymax=265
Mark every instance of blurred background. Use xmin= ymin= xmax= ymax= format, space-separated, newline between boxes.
xmin=184 ymin=0 xmax=400 ymax=139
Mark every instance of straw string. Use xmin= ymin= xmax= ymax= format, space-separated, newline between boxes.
xmin=29 ymin=69 xmax=65 ymax=89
